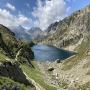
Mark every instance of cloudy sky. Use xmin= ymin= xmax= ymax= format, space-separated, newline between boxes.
xmin=0 ymin=0 xmax=90 ymax=30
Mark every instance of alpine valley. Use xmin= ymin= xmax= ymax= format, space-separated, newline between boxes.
xmin=0 ymin=4 xmax=90 ymax=90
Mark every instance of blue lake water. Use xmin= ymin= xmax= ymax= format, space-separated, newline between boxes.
xmin=31 ymin=44 xmax=75 ymax=61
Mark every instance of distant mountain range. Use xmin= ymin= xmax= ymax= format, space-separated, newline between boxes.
xmin=8 ymin=20 xmax=59 ymax=41
xmin=9 ymin=26 xmax=48 ymax=41
xmin=28 ymin=27 xmax=48 ymax=40
xmin=9 ymin=25 xmax=31 ymax=40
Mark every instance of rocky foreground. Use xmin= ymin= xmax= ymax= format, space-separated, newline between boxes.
xmin=37 ymin=56 xmax=90 ymax=90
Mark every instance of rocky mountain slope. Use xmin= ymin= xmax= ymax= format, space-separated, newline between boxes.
xmin=0 ymin=24 xmax=36 ymax=90
xmin=0 ymin=24 xmax=55 ymax=90
xmin=0 ymin=24 xmax=20 ymax=58
xmin=37 ymin=33 xmax=90 ymax=90
xmin=35 ymin=4 xmax=90 ymax=90
xmin=28 ymin=27 xmax=47 ymax=40
xmin=39 ymin=4 xmax=90 ymax=51
xmin=9 ymin=25 xmax=32 ymax=40
xmin=45 ymin=22 xmax=58 ymax=34
xmin=9 ymin=26 xmax=48 ymax=41
xmin=0 ymin=61 xmax=32 ymax=86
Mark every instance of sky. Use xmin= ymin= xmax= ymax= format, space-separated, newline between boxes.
xmin=0 ymin=0 xmax=90 ymax=30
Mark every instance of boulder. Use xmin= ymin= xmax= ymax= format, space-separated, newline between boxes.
xmin=48 ymin=67 xmax=54 ymax=71
xmin=0 ymin=61 xmax=33 ymax=86
xmin=56 ymin=59 xmax=61 ymax=63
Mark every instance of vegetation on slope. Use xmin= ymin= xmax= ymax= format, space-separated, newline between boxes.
xmin=0 ymin=24 xmax=36 ymax=89
xmin=0 ymin=24 xmax=22 ymax=58
xmin=0 ymin=77 xmax=33 ymax=90
xmin=62 ymin=34 xmax=90 ymax=70
xmin=21 ymin=61 xmax=57 ymax=90
xmin=0 ymin=53 xmax=9 ymax=62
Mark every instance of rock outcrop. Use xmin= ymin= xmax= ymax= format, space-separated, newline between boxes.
xmin=16 ymin=42 xmax=35 ymax=67
xmin=0 ymin=61 xmax=33 ymax=86
xmin=45 ymin=22 xmax=58 ymax=34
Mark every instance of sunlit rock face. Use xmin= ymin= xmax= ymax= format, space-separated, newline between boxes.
xmin=39 ymin=5 xmax=90 ymax=50
xmin=0 ymin=61 xmax=32 ymax=86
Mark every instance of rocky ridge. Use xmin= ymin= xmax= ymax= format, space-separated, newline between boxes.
xmin=39 ymin=4 xmax=90 ymax=51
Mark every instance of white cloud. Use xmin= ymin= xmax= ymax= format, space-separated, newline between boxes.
xmin=0 ymin=8 xmax=32 ymax=28
xmin=6 ymin=3 xmax=16 ymax=11
xmin=18 ymin=14 xmax=29 ymax=25
xmin=32 ymin=0 xmax=69 ymax=30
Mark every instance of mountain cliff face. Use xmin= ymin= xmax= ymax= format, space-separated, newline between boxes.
xmin=28 ymin=27 xmax=47 ymax=40
xmin=45 ymin=22 xmax=58 ymax=34
xmin=39 ymin=5 xmax=90 ymax=51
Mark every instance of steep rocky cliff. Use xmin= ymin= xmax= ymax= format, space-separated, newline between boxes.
xmin=39 ymin=4 xmax=90 ymax=51
xmin=45 ymin=22 xmax=58 ymax=34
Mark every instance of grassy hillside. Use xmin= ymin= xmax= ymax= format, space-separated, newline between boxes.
xmin=0 ymin=24 xmax=21 ymax=58
xmin=0 ymin=24 xmax=36 ymax=90
xmin=0 ymin=53 xmax=9 ymax=62
xmin=0 ymin=77 xmax=33 ymax=90
xmin=21 ymin=61 xmax=57 ymax=90
xmin=62 ymin=34 xmax=90 ymax=70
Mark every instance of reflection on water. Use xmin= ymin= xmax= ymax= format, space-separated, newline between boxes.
xmin=31 ymin=44 xmax=75 ymax=61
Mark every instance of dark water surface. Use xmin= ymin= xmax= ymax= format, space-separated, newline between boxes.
xmin=31 ymin=44 xmax=75 ymax=61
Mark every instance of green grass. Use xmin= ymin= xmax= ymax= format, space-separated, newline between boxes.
xmin=0 ymin=76 xmax=33 ymax=90
xmin=0 ymin=53 xmax=7 ymax=62
xmin=62 ymin=34 xmax=90 ymax=71
xmin=21 ymin=61 xmax=57 ymax=90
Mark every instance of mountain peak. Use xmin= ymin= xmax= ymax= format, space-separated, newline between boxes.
xmin=28 ymin=27 xmax=47 ymax=40
xmin=30 ymin=27 xmax=42 ymax=31
xmin=40 ymin=4 xmax=90 ymax=49
xmin=0 ymin=24 xmax=15 ymax=36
